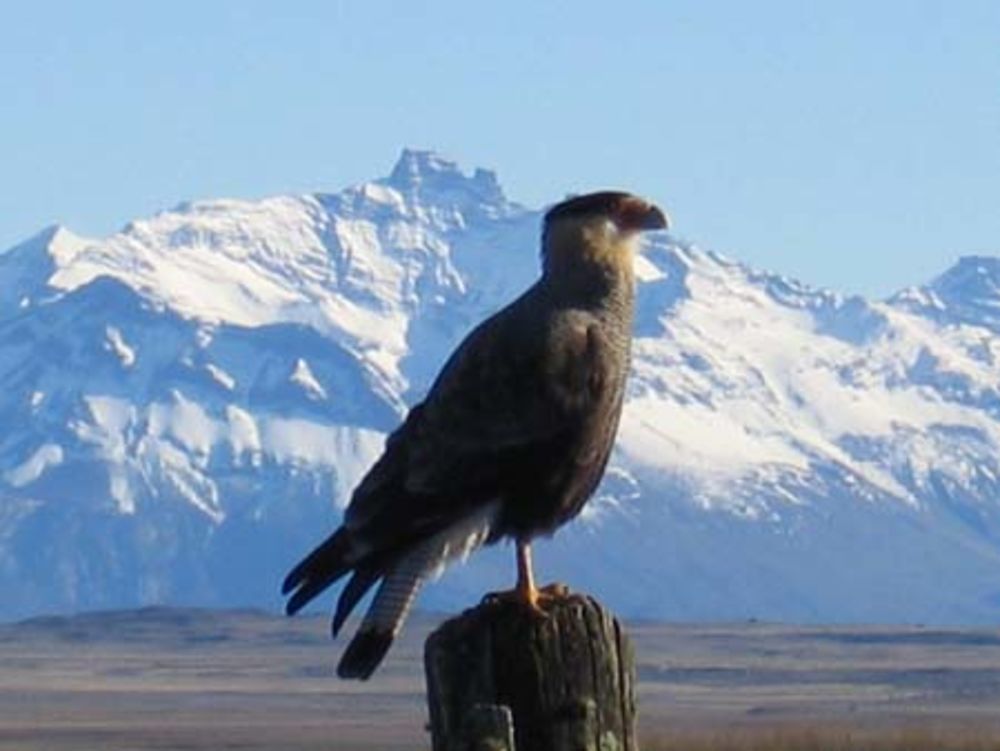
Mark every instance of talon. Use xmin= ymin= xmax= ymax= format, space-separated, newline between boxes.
xmin=484 ymin=541 xmax=563 ymax=618
xmin=522 ymin=583 xmax=550 ymax=619
xmin=481 ymin=586 xmax=547 ymax=618
xmin=539 ymin=582 xmax=570 ymax=599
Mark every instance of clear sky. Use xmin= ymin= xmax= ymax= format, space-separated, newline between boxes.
xmin=2 ymin=1 xmax=997 ymax=295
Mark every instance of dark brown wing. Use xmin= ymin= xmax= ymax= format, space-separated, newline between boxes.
xmin=343 ymin=290 xmax=621 ymax=545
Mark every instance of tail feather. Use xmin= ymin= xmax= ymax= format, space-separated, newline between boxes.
xmin=337 ymin=564 xmax=424 ymax=680
xmin=336 ymin=626 xmax=394 ymax=680
xmin=332 ymin=565 xmax=381 ymax=637
xmin=287 ymin=500 xmax=501 ymax=680
xmin=283 ymin=529 xmax=355 ymax=615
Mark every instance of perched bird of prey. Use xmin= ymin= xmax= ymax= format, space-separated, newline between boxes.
xmin=282 ymin=191 xmax=669 ymax=679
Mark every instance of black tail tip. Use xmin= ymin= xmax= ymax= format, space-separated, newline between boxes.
xmin=284 ymin=586 xmax=313 ymax=616
xmin=337 ymin=627 xmax=394 ymax=680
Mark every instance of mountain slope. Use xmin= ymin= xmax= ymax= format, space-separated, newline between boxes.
xmin=2 ymin=149 xmax=1000 ymax=623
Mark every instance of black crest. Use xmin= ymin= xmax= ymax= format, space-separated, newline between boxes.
xmin=543 ymin=191 xmax=637 ymax=225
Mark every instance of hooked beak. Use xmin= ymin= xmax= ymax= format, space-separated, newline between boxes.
xmin=615 ymin=197 xmax=670 ymax=233
xmin=640 ymin=204 xmax=670 ymax=231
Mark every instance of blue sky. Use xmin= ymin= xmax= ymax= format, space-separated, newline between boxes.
xmin=2 ymin=0 xmax=997 ymax=295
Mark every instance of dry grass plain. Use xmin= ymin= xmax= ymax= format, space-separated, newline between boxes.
xmin=1 ymin=607 xmax=999 ymax=750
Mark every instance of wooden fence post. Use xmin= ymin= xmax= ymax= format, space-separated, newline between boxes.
xmin=424 ymin=592 xmax=637 ymax=751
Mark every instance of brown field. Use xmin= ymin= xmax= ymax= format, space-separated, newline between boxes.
xmin=1 ymin=607 xmax=999 ymax=750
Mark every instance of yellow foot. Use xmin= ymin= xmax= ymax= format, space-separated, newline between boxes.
xmin=481 ymin=582 xmax=571 ymax=618
xmin=523 ymin=582 xmax=572 ymax=618
xmin=538 ymin=582 xmax=570 ymax=600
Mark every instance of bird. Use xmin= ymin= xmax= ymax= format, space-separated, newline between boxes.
xmin=282 ymin=190 xmax=669 ymax=679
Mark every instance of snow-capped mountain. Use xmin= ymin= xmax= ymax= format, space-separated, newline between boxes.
xmin=2 ymin=149 xmax=1000 ymax=624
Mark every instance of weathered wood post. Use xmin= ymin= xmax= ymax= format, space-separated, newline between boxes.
xmin=424 ymin=592 xmax=637 ymax=751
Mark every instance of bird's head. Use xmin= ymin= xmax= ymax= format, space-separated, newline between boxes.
xmin=541 ymin=191 xmax=669 ymax=277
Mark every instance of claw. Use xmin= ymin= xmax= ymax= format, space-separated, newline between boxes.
xmin=482 ymin=541 xmax=570 ymax=618
xmin=481 ymin=580 xmax=570 ymax=619
xmin=539 ymin=582 xmax=570 ymax=599
xmin=522 ymin=583 xmax=550 ymax=619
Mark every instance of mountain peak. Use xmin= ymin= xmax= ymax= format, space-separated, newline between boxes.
xmin=388 ymin=149 xmax=460 ymax=184
xmin=0 ymin=225 xmax=94 ymax=312
xmin=27 ymin=224 xmax=65 ymax=248
xmin=929 ymin=255 xmax=1000 ymax=315
xmin=890 ymin=254 xmax=1000 ymax=330
xmin=385 ymin=148 xmax=505 ymax=206
xmin=932 ymin=255 xmax=1000 ymax=295
xmin=5 ymin=224 xmax=80 ymax=253
xmin=4 ymin=224 xmax=89 ymax=259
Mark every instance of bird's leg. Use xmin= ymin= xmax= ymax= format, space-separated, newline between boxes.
xmin=481 ymin=539 xmax=570 ymax=615
xmin=515 ymin=539 xmax=542 ymax=612
xmin=516 ymin=541 xmax=572 ymax=613
xmin=521 ymin=540 xmax=572 ymax=597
